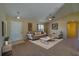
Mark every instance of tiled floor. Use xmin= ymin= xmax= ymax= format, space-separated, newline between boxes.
xmin=12 ymin=40 xmax=79 ymax=56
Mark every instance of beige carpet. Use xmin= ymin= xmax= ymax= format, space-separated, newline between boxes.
xmin=29 ymin=39 xmax=63 ymax=49
xmin=12 ymin=40 xmax=79 ymax=56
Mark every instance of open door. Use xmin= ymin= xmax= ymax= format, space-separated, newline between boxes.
xmin=67 ymin=21 xmax=77 ymax=39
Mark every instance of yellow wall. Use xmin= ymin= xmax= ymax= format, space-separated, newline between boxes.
xmin=6 ymin=16 xmax=37 ymax=38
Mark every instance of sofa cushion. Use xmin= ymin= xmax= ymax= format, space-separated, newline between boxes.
xmin=35 ymin=32 xmax=41 ymax=35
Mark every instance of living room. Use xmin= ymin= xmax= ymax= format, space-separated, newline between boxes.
xmin=0 ymin=3 xmax=79 ymax=56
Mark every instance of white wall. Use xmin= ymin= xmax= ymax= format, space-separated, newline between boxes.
xmin=48 ymin=20 xmax=67 ymax=39
xmin=0 ymin=4 xmax=6 ymax=56
xmin=0 ymin=17 xmax=2 ymax=56
xmin=55 ymin=3 xmax=79 ymax=19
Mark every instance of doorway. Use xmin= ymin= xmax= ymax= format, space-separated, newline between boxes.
xmin=67 ymin=21 xmax=78 ymax=39
xmin=10 ymin=21 xmax=22 ymax=42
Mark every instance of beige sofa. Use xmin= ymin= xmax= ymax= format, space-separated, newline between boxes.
xmin=34 ymin=32 xmax=47 ymax=38
xmin=26 ymin=31 xmax=47 ymax=40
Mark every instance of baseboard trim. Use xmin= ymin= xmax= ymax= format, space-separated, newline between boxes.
xmin=11 ymin=40 xmax=25 ymax=45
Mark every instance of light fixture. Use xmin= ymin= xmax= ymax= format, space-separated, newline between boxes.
xmin=16 ymin=11 xmax=20 ymax=19
xmin=48 ymin=18 xmax=52 ymax=20
xmin=48 ymin=15 xmax=55 ymax=21
xmin=17 ymin=16 xmax=20 ymax=19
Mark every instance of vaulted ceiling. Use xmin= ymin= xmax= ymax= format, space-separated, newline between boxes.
xmin=2 ymin=3 xmax=64 ymax=22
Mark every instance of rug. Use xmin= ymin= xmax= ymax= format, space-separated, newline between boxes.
xmin=29 ymin=39 xmax=63 ymax=49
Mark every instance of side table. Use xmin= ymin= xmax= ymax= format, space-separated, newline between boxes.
xmin=2 ymin=44 xmax=12 ymax=56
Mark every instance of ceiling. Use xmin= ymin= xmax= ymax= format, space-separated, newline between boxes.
xmin=2 ymin=3 xmax=64 ymax=22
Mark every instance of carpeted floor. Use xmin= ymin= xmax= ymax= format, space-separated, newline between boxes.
xmin=12 ymin=40 xmax=79 ymax=56
xmin=29 ymin=39 xmax=63 ymax=49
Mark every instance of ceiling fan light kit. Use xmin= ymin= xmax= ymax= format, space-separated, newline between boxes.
xmin=17 ymin=16 xmax=20 ymax=19
xmin=16 ymin=11 xmax=20 ymax=19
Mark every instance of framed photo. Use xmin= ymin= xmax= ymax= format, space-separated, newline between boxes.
xmin=2 ymin=21 xmax=4 ymax=36
xmin=52 ymin=23 xmax=58 ymax=30
xmin=28 ymin=23 xmax=32 ymax=31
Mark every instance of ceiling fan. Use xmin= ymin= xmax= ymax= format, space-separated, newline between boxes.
xmin=48 ymin=14 xmax=55 ymax=21
xmin=16 ymin=11 xmax=20 ymax=19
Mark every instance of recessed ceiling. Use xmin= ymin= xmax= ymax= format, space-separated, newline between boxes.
xmin=3 ymin=3 xmax=64 ymax=22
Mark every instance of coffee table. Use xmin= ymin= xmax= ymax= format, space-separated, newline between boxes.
xmin=40 ymin=36 xmax=54 ymax=44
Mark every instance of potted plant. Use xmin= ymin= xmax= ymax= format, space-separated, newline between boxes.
xmin=4 ymin=36 xmax=9 ymax=45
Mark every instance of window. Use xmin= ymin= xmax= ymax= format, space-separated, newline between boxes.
xmin=37 ymin=24 xmax=44 ymax=32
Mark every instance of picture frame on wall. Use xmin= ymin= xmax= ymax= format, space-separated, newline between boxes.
xmin=28 ymin=23 xmax=32 ymax=31
xmin=52 ymin=23 xmax=58 ymax=30
xmin=2 ymin=21 xmax=4 ymax=36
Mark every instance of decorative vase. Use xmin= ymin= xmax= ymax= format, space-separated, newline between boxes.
xmin=5 ymin=41 xmax=9 ymax=45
